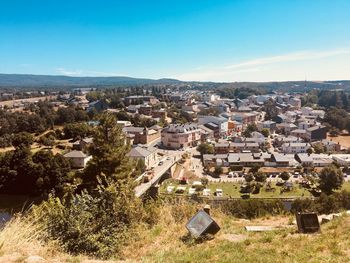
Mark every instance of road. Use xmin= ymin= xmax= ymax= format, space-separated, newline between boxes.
xmin=134 ymin=150 xmax=182 ymax=197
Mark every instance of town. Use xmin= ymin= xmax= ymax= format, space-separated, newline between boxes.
xmin=1 ymin=85 xmax=349 ymax=200
xmin=2 ymin=1 xmax=350 ymax=261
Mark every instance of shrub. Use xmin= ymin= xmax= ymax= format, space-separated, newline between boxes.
xmin=221 ymin=199 xmax=285 ymax=219
xmin=36 ymin=179 xmax=143 ymax=259
xmin=230 ymin=165 xmax=243 ymax=171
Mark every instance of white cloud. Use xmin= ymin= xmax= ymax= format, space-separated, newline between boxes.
xmin=54 ymin=68 xmax=126 ymax=77
xmin=55 ymin=68 xmax=83 ymax=76
xmin=175 ymin=48 xmax=350 ymax=82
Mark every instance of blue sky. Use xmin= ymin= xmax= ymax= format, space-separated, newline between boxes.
xmin=1 ymin=0 xmax=350 ymax=81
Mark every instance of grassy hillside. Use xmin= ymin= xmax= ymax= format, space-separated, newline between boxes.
xmin=1 ymin=204 xmax=349 ymax=262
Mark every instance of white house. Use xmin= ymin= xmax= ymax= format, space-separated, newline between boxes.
xmin=64 ymin=150 xmax=92 ymax=169
xmin=281 ymin=143 xmax=311 ymax=154
xmin=127 ymin=145 xmax=158 ymax=169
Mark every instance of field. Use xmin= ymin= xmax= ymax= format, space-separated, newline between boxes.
xmin=0 ymin=95 xmax=56 ymax=108
xmin=160 ymin=179 xmax=350 ymax=199
xmin=327 ymin=133 xmax=350 ymax=148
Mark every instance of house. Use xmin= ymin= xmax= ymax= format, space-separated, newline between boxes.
xmin=198 ymin=125 xmax=215 ymax=141
xmin=289 ymin=97 xmax=301 ymax=109
xmin=281 ymin=142 xmax=311 ymax=154
xmin=296 ymin=153 xmax=333 ymax=167
xmin=229 ymin=153 xmax=265 ymax=167
xmin=331 ymin=154 xmax=350 ymax=166
xmin=214 ymin=142 xmax=230 ymax=154
xmin=257 ymin=120 xmax=277 ymax=132
xmin=234 ymin=136 xmax=265 ymax=146
xmin=204 ymin=122 xmax=221 ymax=138
xmin=72 ymin=137 xmax=93 ymax=151
xmin=161 ymin=123 xmax=201 ymax=149
xmin=123 ymin=126 xmax=161 ymax=145
xmin=203 ymin=153 xmax=271 ymax=167
xmin=290 ymin=129 xmax=308 ymax=140
xmin=198 ymin=115 xmax=229 ymax=137
xmin=127 ymin=145 xmax=158 ymax=169
xmin=64 ymin=150 xmax=92 ymax=169
xmin=274 ymin=135 xmax=303 ymax=147
xmin=124 ymin=96 xmax=158 ymax=105
xmin=306 ymin=125 xmax=327 ymax=141
xmin=203 ymin=154 xmax=229 ymax=167
xmin=231 ymin=112 xmax=258 ymax=126
xmin=316 ymin=139 xmax=341 ymax=152
xmin=277 ymin=123 xmax=297 ymax=135
xmin=87 ymin=100 xmax=108 ymax=112
xmin=273 ymin=114 xmax=289 ymax=124
xmin=271 ymin=154 xmax=298 ymax=167
xmin=138 ymin=105 xmax=152 ymax=115
xmin=230 ymin=142 xmax=260 ymax=153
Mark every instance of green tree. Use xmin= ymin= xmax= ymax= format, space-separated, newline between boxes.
xmin=197 ymin=143 xmax=214 ymax=158
xmin=12 ymin=132 xmax=33 ymax=148
xmin=280 ymin=171 xmax=290 ymax=181
xmin=213 ymin=166 xmax=223 ymax=177
xmin=63 ymin=122 xmax=92 ymax=140
xmin=261 ymin=128 xmax=270 ymax=137
xmin=32 ymin=150 xmax=72 ymax=195
xmin=244 ymin=173 xmax=254 ymax=183
xmin=254 ymin=171 xmax=266 ymax=183
xmin=81 ymin=113 xmax=135 ymax=190
xmin=313 ymin=143 xmax=325 ymax=154
xmin=242 ymin=124 xmax=257 ymax=138
xmin=319 ymin=165 xmax=344 ymax=195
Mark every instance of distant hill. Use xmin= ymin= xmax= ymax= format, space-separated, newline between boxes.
xmin=0 ymin=74 xmax=182 ymax=87
xmin=0 ymin=74 xmax=350 ymax=92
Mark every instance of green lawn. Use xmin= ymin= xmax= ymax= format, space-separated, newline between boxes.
xmin=160 ymin=179 xmax=350 ymax=199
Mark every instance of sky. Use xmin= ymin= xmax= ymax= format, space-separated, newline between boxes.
xmin=1 ymin=0 xmax=350 ymax=82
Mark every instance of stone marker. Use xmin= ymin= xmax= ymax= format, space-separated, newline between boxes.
xmin=186 ymin=210 xmax=220 ymax=238
xmin=245 ymin=226 xmax=277 ymax=232
xmin=296 ymin=212 xmax=320 ymax=233
xmin=318 ymin=214 xmax=333 ymax=224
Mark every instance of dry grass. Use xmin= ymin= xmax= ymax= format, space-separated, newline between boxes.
xmin=121 ymin=204 xmax=350 ymax=263
xmin=0 ymin=213 xmax=87 ymax=263
xmin=0 ymin=214 xmax=54 ymax=261
xmin=1 ymin=203 xmax=350 ymax=262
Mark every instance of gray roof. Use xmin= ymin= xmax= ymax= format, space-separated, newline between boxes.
xmin=272 ymin=154 xmax=296 ymax=162
xmin=64 ymin=150 xmax=88 ymax=158
xmin=163 ymin=123 xmax=199 ymax=133
xmin=123 ymin=127 xmax=144 ymax=133
xmin=128 ymin=146 xmax=155 ymax=158
xmin=307 ymin=125 xmax=326 ymax=132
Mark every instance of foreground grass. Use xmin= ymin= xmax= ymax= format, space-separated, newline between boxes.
xmin=1 ymin=204 xmax=350 ymax=262
xmin=124 ymin=209 xmax=350 ymax=263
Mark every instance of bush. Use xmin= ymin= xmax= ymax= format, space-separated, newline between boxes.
xmin=221 ymin=199 xmax=285 ymax=219
xmin=291 ymin=191 xmax=350 ymax=215
xmin=36 ymin=180 xmax=143 ymax=259
xmin=230 ymin=165 xmax=243 ymax=171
